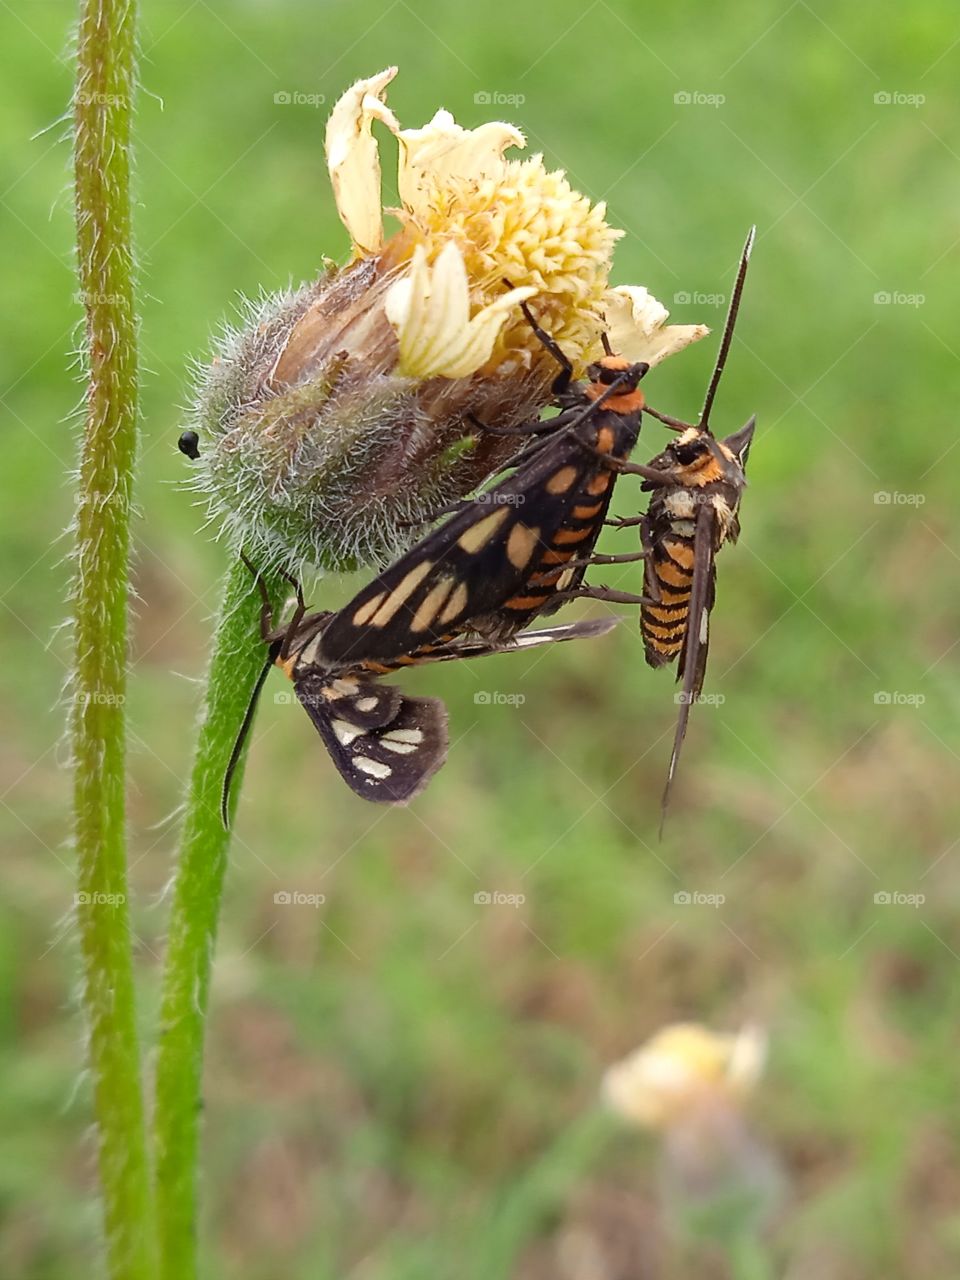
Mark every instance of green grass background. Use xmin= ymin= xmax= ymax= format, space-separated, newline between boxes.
xmin=3 ymin=1 xmax=960 ymax=1276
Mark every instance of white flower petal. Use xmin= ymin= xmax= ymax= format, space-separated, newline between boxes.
xmin=443 ymin=285 xmax=536 ymax=380
xmin=392 ymin=109 xmax=525 ymax=219
xmin=603 ymin=285 xmax=709 ymax=367
xmin=385 ymin=242 xmax=534 ymax=380
xmin=325 ymin=66 xmax=398 ymax=254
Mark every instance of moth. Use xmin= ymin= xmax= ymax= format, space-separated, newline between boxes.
xmin=602 ymin=228 xmax=757 ymax=822
xmin=221 ymin=557 xmax=619 ymax=823
xmin=314 ymin=302 xmax=654 ymax=672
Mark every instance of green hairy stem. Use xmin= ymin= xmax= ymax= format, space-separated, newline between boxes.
xmin=71 ymin=0 xmax=155 ymax=1276
xmin=153 ymin=559 xmax=287 ymax=1280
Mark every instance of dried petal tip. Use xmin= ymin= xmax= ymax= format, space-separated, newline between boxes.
xmin=604 ymin=287 xmax=710 ymax=367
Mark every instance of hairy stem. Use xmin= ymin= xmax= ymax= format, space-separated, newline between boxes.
xmin=71 ymin=1 xmax=154 ymax=1277
xmin=153 ymin=558 xmax=286 ymax=1280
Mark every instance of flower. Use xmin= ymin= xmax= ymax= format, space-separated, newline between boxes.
xmin=189 ymin=68 xmax=708 ymax=574
xmin=326 ymin=66 xmax=706 ymax=379
xmin=603 ymin=1023 xmax=783 ymax=1235
xmin=603 ymin=1022 xmax=766 ymax=1130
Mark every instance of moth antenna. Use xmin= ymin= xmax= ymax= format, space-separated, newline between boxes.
xmin=601 ymin=332 xmax=614 ymax=357
xmin=698 ymin=225 xmax=755 ymax=433
xmin=221 ymin=656 xmax=275 ymax=828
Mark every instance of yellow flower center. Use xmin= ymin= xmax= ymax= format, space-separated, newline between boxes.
xmin=393 ymin=154 xmax=622 ymax=374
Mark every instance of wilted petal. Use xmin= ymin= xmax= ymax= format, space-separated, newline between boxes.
xmin=393 ymin=110 xmax=525 ymax=218
xmin=604 ymin=285 xmax=709 ymax=367
xmin=386 ymin=242 xmax=534 ymax=380
xmin=325 ymin=66 xmax=399 ymax=254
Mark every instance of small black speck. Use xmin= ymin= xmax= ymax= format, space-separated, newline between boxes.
xmin=178 ymin=430 xmax=200 ymax=460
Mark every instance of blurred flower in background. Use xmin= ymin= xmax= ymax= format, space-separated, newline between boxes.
xmin=189 ymin=66 xmax=707 ymax=574
xmin=604 ymin=1023 xmax=785 ymax=1251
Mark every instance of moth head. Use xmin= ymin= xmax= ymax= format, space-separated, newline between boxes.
xmin=585 ymin=353 xmax=650 ymax=392
xmin=668 ymin=428 xmax=713 ymax=468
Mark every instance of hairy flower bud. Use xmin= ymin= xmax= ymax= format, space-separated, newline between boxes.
xmin=187 ymin=68 xmax=708 ymax=573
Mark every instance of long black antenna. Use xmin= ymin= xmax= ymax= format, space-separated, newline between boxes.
xmin=220 ymin=655 xmax=274 ymax=828
xmin=698 ymin=225 xmax=755 ymax=432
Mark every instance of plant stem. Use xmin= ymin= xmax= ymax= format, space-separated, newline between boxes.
xmin=72 ymin=1 xmax=154 ymax=1277
xmin=153 ymin=558 xmax=286 ymax=1280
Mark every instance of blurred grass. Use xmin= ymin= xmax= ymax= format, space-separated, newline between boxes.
xmin=3 ymin=1 xmax=960 ymax=1276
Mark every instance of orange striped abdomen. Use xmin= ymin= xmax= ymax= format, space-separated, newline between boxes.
xmin=642 ymin=535 xmax=693 ymax=668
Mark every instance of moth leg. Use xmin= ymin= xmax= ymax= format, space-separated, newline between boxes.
xmin=240 ymin=551 xmax=276 ymax=642
xmin=604 ymin=514 xmax=646 ymax=529
xmin=499 ymin=430 xmax=560 ymax=471
xmin=571 ymin=442 xmax=672 ymax=485
xmin=602 ymin=456 xmax=679 ymax=484
xmin=640 ymin=516 xmax=662 ymax=604
xmin=468 ymin=411 xmax=551 ymax=438
xmin=643 ymin=404 xmax=695 ymax=432
xmin=554 ymin=585 xmax=656 ymax=606
xmin=564 ymin=549 xmax=651 ymax=568
xmin=279 ymin=572 xmax=307 ymax=660
xmin=515 ymin=295 xmax=573 ymax=394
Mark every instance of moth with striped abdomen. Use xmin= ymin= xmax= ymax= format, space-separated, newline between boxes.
xmin=221 ymin=557 xmax=619 ymax=822
xmin=600 ymin=228 xmax=758 ymax=822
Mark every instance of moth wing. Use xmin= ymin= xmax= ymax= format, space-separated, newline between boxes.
xmin=294 ymin=673 xmax=449 ymax=804
xmin=500 ymin=616 xmax=620 ymax=648
xmin=296 ymin=670 xmax=402 ymax=730
xmin=661 ymin=502 xmax=717 ymax=824
xmin=402 ymin=615 xmax=620 ymax=664
xmin=317 ymin=439 xmax=588 ymax=666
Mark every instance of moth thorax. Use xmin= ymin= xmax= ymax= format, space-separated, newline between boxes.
xmin=663 ymin=489 xmax=697 ymax=521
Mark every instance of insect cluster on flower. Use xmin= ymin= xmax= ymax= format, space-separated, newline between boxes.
xmin=179 ymin=70 xmax=757 ymax=829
